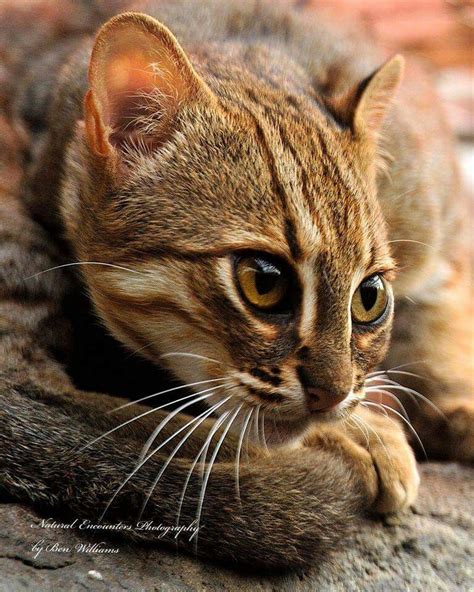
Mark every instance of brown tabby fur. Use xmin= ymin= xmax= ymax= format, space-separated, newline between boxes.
xmin=0 ymin=0 xmax=472 ymax=571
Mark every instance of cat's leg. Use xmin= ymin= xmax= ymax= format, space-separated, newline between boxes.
xmin=304 ymin=406 xmax=419 ymax=514
xmin=382 ymin=271 xmax=474 ymax=463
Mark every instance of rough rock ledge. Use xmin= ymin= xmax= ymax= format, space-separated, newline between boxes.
xmin=1 ymin=463 xmax=473 ymax=591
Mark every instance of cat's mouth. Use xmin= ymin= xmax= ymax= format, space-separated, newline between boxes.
xmin=222 ymin=388 xmax=363 ymax=447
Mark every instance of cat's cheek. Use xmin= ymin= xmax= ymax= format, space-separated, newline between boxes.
xmin=351 ymin=323 xmax=392 ymax=376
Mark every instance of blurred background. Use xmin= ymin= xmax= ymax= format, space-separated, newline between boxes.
xmin=300 ymin=0 xmax=474 ymax=190
xmin=1 ymin=0 xmax=472 ymax=187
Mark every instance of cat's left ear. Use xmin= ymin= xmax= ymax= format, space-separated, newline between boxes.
xmin=333 ymin=55 xmax=405 ymax=139
xmin=84 ymin=12 xmax=212 ymax=159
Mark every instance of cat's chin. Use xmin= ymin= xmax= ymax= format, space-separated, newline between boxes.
xmin=258 ymin=402 xmax=357 ymax=447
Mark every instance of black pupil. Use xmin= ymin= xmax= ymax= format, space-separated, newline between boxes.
xmin=360 ymin=281 xmax=379 ymax=311
xmin=254 ymin=259 xmax=280 ymax=295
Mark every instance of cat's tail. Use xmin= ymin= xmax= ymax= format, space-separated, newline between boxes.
xmin=173 ymin=446 xmax=371 ymax=569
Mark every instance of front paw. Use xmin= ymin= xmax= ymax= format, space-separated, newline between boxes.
xmin=370 ymin=433 xmax=419 ymax=514
xmin=350 ymin=410 xmax=420 ymax=513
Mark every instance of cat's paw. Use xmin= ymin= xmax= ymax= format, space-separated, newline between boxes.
xmin=350 ymin=409 xmax=419 ymax=513
xmin=302 ymin=427 xmax=379 ymax=505
xmin=349 ymin=409 xmax=420 ymax=514
xmin=368 ymin=429 xmax=419 ymax=514
xmin=303 ymin=412 xmax=419 ymax=514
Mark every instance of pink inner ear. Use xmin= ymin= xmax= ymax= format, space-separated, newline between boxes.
xmin=106 ymin=53 xmax=157 ymax=98
xmin=86 ymin=16 xmax=207 ymax=157
xmin=99 ymin=30 xmax=191 ymax=134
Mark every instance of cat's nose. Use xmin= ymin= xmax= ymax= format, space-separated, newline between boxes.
xmin=305 ymin=386 xmax=348 ymax=413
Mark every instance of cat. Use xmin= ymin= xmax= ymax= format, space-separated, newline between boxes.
xmin=0 ymin=0 xmax=472 ymax=571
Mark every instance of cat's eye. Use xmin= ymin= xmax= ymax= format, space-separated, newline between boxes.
xmin=235 ymin=255 xmax=290 ymax=313
xmin=351 ymin=275 xmax=388 ymax=324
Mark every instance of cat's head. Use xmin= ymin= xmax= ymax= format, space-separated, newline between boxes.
xmin=63 ymin=12 xmax=403 ymax=444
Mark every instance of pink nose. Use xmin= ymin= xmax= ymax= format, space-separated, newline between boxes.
xmin=306 ymin=387 xmax=348 ymax=413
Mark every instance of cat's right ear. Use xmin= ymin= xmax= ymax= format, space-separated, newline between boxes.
xmin=331 ymin=55 xmax=405 ymax=141
xmin=84 ymin=12 xmax=212 ymax=158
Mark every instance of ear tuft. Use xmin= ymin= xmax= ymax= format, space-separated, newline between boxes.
xmin=84 ymin=12 xmax=208 ymax=157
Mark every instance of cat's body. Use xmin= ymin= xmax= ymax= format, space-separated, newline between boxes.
xmin=0 ymin=0 xmax=472 ymax=570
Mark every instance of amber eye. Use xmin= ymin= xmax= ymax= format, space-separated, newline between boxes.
xmin=235 ymin=255 xmax=290 ymax=313
xmin=351 ymin=275 xmax=389 ymax=324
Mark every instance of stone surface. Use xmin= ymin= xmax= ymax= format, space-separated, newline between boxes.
xmin=0 ymin=463 xmax=473 ymax=591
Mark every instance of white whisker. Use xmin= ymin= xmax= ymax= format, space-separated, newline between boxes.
xmin=385 ymin=369 xmax=435 ymax=383
xmin=99 ymin=389 xmax=230 ymax=521
xmin=364 ymin=388 xmax=410 ymax=420
xmin=254 ymin=404 xmax=261 ymax=447
xmin=260 ymin=409 xmax=270 ymax=455
xmin=349 ymin=415 xmax=370 ymax=449
xmin=138 ymin=395 xmax=233 ymax=520
xmin=24 ymin=261 xmax=145 ymax=280
xmin=388 ymin=239 xmax=434 ymax=249
xmin=109 ymin=377 xmax=227 ymax=413
xmin=193 ymin=404 xmax=243 ymax=552
xmin=353 ymin=411 xmax=393 ymax=465
xmin=175 ymin=411 xmax=232 ymax=529
xmin=362 ymin=401 xmax=427 ymax=459
xmin=367 ymin=381 xmax=446 ymax=420
xmin=81 ymin=386 xmax=224 ymax=452
xmin=137 ymin=384 xmax=232 ymax=463
xmin=160 ymin=352 xmax=223 ymax=366
xmin=235 ymin=407 xmax=254 ymax=506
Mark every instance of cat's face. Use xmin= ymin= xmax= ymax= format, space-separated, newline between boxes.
xmin=63 ymin=13 xmax=401 ymax=444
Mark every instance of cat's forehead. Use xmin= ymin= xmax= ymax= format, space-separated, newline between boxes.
xmin=113 ymin=94 xmax=388 ymax=276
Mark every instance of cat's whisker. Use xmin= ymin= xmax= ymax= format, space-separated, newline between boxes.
xmin=193 ymin=385 xmax=242 ymax=481
xmin=175 ymin=410 xmax=233 ymax=530
xmin=137 ymin=384 xmax=233 ymax=463
xmin=100 ymin=389 xmax=232 ymax=521
xmin=364 ymin=387 xmax=411 ymax=421
xmin=348 ymin=415 xmax=370 ymax=449
xmin=366 ymin=361 xmax=429 ymax=379
xmin=389 ymin=188 xmax=417 ymax=201
xmin=126 ymin=339 xmax=160 ymax=359
xmin=367 ymin=381 xmax=447 ymax=420
xmin=235 ymin=407 xmax=254 ymax=507
xmin=365 ymin=375 xmax=421 ymax=410
xmin=388 ymin=239 xmax=434 ymax=249
xmin=254 ymin=404 xmax=261 ymax=447
xmin=193 ymin=404 xmax=243 ymax=552
xmin=362 ymin=401 xmax=428 ymax=460
xmin=109 ymin=377 xmax=228 ymax=413
xmin=23 ymin=261 xmax=145 ymax=281
xmin=138 ymin=395 xmax=233 ymax=520
xmin=245 ymin=407 xmax=256 ymax=461
xmin=366 ymin=368 xmax=430 ymax=382
xmin=81 ymin=385 xmax=226 ymax=453
xmin=261 ymin=409 xmax=270 ymax=455
xmin=160 ymin=352 xmax=223 ymax=366
xmin=385 ymin=369 xmax=436 ymax=383
xmin=352 ymin=411 xmax=393 ymax=465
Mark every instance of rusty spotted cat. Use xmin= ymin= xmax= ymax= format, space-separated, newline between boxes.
xmin=0 ymin=0 xmax=472 ymax=570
